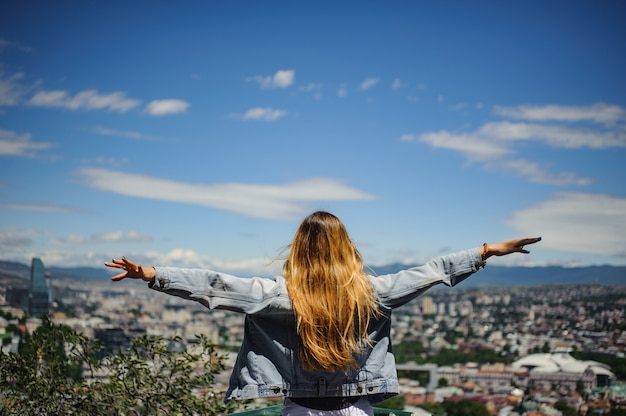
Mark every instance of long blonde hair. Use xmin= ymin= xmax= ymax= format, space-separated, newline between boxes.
xmin=283 ymin=211 xmax=379 ymax=372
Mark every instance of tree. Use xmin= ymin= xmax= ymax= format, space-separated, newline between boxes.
xmin=0 ymin=316 xmax=103 ymax=415
xmin=95 ymin=334 xmax=242 ymax=415
xmin=375 ymin=395 xmax=406 ymax=410
xmin=554 ymin=400 xmax=577 ymax=416
xmin=0 ymin=317 xmax=243 ymax=415
xmin=442 ymin=399 xmax=490 ymax=416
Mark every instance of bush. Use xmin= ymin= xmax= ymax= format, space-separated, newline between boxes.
xmin=0 ymin=317 xmax=242 ymax=415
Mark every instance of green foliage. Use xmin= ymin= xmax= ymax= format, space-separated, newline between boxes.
xmin=571 ymin=351 xmax=626 ymax=380
xmin=393 ymin=340 xmax=428 ymax=363
xmin=418 ymin=402 xmax=445 ymax=414
xmin=94 ymin=334 xmax=241 ymax=415
xmin=374 ymin=395 xmax=405 ymax=410
xmin=441 ymin=399 xmax=490 ymax=416
xmin=394 ymin=340 xmax=507 ymax=366
xmin=0 ymin=316 xmax=103 ymax=415
xmin=553 ymin=400 xmax=578 ymax=416
xmin=0 ymin=317 xmax=243 ymax=415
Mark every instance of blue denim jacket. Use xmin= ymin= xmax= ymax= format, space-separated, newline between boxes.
xmin=150 ymin=248 xmax=484 ymax=403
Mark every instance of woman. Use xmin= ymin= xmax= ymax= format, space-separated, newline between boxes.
xmin=106 ymin=211 xmax=541 ymax=415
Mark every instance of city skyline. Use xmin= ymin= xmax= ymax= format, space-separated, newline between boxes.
xmin=1 ymin=1 xmax=625 ymax=276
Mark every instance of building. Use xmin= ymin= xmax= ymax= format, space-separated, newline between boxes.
xmin=5 ymin=286 xmax=29 ymax=311
xmin=511 ymin=352 xmax=614 ymax=389
xmin=422 ymin=296 xmax=436 ymax=315
xmin=29 ymin=257 xmax=50 ymax=317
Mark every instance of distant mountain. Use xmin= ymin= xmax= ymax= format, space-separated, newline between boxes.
xmin=369 ymin=263 xmax=625 ymax=287
xmin=1 ymin=260 xmax=624 ymax=287
xmin=0 ymin=260 xmax=114 ymax=283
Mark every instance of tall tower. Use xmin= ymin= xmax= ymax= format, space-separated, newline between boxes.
xmin=29 ymin=257 xmax=50 ymax=317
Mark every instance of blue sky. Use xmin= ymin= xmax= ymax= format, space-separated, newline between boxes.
xmin=1 ymin=1 xmax=625 ymax=276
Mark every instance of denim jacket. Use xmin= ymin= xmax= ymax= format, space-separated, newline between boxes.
xmin=150 ymin=248 xmax=484 ymax=403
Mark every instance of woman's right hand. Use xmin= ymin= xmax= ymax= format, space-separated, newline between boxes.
xmin=482 ymin=237 xmax=542 ymax=260
xmin=105 ymin=257 xmax=156 ymax=282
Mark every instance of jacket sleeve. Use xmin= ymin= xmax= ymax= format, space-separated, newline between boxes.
xmin=148 ymin=267 xmax=286 ymax=314
xmin=370 ymin=248 xmax=484 ymax=309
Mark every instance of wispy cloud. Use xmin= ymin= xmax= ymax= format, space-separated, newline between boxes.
xmin=508 ymin=192 xmax=626 ymax=258
xmin=401 ymin=132 xmax=509 ymax=161
xmin=27 ymin=89 xmax=141 ymax=112
xmin=391 ymin=78 xmax=405 ymax=90
xmin=0 ymin=203 xmax=78 ymax=213
xmin=494 ymin=103 xmax=626 ymax=126
xmin=91 ymin=126 xmax=174 ymax=142
xmin=338 ymin=84 xmax=348 ymax=98
xmin=248 ymin=70 xmax=295 ymax=89
xmin=145 ymin=99 xmax=190 ymax=116
xmin=484 ymin=159 xmax=593 ymax=186
xmin=478 ymin=121 xmax=626 ymax=149
xmin=0 ymin=128 xmax=53 ymax=157
xmin=0 ymin=227 xmax=36 ymax=251
xmin=0 ymin=72 xmax=37 ymax=106
xmin=360 ymin=77 xmax=380 ymax=91
xmin=299 ymin=82 xmax=323 ymax=92
xmin=299 ymin=82 xmax=323 ymax=100
xmin=231 ymin=107 xmax=288 ymax=121
xmin=76 ymin=168 xmax=376 ymax=219
xmin=402 ymin=102 xmax=625 ymax=186
xmin=57 ymin=230 xmax=152 ymax=244
xmin=0 ymin=38 xmax=32 ymax=53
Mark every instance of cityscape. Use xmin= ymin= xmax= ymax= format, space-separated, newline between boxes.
xmin=1 ymin=258 xmax=625 ymax=415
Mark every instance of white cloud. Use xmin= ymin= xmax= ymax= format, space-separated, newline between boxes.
xmin=0 ymin=203 xmax=76 ymax=213
xmin=235 ymin=107 xmax=287 ymax=121
xmin=250 ymin=70 xmax=295 ymax=89
xmin=404 ymin=103 xmax=626 ymax=186
xmin=155 ymin=248 xmax=280 ymax=275
xmin=401 ymin=132 xmax=510 ymax=161
xmin=360 ymin=77 xmax=379 ymax=91
xmin=479 ymin=121 xmax=626 ymax=149
xmin=484 ymin=159 xmax=592 ymax=186
xmin=0 ymin=128 xmax=53 ymax=157
xmin=391 ymin=78 xmax=404 ymax=90
xmin=299 ymin=82 xmax=323 ymax=92
xmin=145 ymin=99 xmax=190 ymax=116
xmin=28 ymin=89 xmax=141 ymax=112
xmin=508 ymin=192 xmax=626 ymax=258
xmin=494 ymin=103 xmax=626 ymax=126
xmin=57 ymin=230 xmax=152 ymax=244
xmin=0 ymin=228 xmax=34 ymax=250
xmin=338 ymin=84 xmax=348 ymax=98
xmin=76 ymin=168 xmax=376 ymax=220
xmin=92 ymin=126 xmax=173 ymax=142
xmin=0 ymin=72 xmax=32 ymax=106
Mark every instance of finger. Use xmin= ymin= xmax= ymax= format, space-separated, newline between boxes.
xmin=121 ymin=256 xmax=137 ymax=269
xmin=523 ymin=237 xmax=541 ymax=245
xmin=111 ymin=272 xmax=128 ymax=281
xmin=105 ymin=260 xmax=125 ymax=269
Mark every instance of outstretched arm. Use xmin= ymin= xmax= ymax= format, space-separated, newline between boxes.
xmin=105 ymin=257 xmax=156 ymax=282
